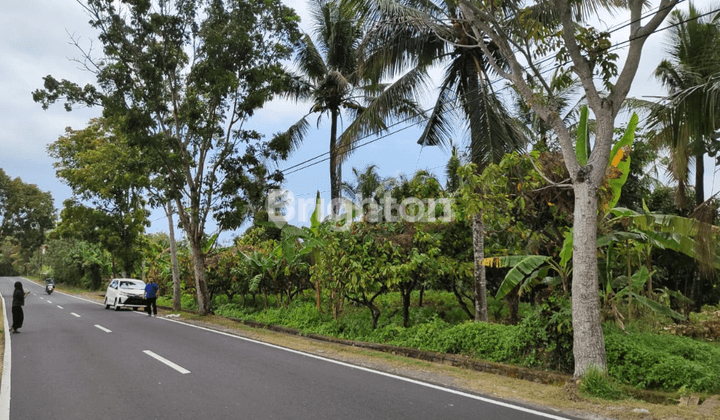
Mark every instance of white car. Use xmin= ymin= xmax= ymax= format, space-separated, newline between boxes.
xmin=105 ymin=278 xmax=147 ymax=311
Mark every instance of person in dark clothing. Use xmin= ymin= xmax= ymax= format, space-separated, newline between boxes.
xmin=144 ymin=279 xmax=159 ymax=317
xmin=11 ymin=281 xmax=30 ymax=333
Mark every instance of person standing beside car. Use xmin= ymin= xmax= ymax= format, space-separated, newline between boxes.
xmin=11 ymin=281 xmax=31 ymax=333
xmin=144 ymin=279 xmax=160 ymax=317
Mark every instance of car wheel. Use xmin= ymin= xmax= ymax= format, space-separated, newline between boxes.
xmin=104 ymin=298 xmax=110 ymax=310
xmin=114 ymin=298 xmax=121 ymax=311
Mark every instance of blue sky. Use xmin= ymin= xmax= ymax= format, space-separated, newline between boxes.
xmin=1 ymin=0 xmax=713 ymax=244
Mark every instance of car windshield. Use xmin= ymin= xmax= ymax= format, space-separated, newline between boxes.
xmin=119 ymin=281 xmax=144 ymax=290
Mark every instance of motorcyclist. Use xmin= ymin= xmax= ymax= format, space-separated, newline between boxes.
xmin=45 ymin=278 xmax=55 ymax=294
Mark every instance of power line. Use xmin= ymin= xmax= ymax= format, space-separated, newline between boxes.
xmin=278 ymin=1 xmax=713 ymax=178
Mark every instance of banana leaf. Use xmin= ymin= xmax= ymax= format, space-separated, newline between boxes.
xmin=606 ymin=113 xmax=638 ymax=210
xmin=483 ymin=255 xmax=551 ymax=299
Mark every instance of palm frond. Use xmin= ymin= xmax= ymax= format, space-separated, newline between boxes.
xmin=270 ymin=117 xmax=310 ymax=156
xmin=295 ymin=33 xmax=329 ymax=82
xmin=336 ymin=67 xmax=429 ymax=162
xmin=417 ymin=86 xmax=456 ymax=150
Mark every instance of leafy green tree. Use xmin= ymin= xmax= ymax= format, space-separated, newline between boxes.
xmin=0 ymin=237 xmax=22 ymax=276
xmin=510 ymin=68 xmax=585 ymax=152
xmin=43 ymin=237 xmax=112 ymax=289
xmin=48 ymin=119 xmax=149 ymax=276
xmin=0 ymin=171 xmax=55 ymax=259
xmin=316 ymin=223 xmax=396 ymax=328
xmin=34 ymin=0 xmax=301 ymax=315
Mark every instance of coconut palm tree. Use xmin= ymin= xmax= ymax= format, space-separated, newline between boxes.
xmin=648 ymin=2 xmax=720 ymax=209
xmin=341 ymin=164 xmax=386 ymax=221
xmin=274 ymin=0 xmax=425 ymax=215
xmin=356 ymin=0 xmax=527 ymax=321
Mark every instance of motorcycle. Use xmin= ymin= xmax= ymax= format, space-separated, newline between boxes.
xmin=45 ymin=279 xmax=55 ymax=295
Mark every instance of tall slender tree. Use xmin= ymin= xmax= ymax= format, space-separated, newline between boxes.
xmin=357 ymin=0 xmax=526 ymax=321
xmin=275 ymin=0 xmax=426 ymax=215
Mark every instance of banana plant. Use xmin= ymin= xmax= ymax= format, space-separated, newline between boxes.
xmin=276 ymin=191 xmax=327 ymax=311
xmin=485 ymin=231 xmax=573 ymax=300
xmin=488 ymin=108 xmax=637 ymax=301
xmin=241 ymin=248 xmax=282 ymax=308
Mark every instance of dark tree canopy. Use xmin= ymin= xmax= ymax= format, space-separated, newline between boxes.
xmin=34 ymin=0 xmax=302 ymax=314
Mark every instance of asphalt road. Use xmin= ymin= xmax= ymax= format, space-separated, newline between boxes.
xmin=0 ymin=277 xmax=575 ymax=420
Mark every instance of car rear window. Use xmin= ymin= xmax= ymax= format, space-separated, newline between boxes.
xmin=119 ymin=281 xmax=145 ymax=289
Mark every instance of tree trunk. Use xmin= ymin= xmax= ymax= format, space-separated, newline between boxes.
xmin=401 ymin=286 xmax=412 ymax=328
xmin=313 ymin=251 xmax=322 ymax=312
xmin=166 ymin=201 xmax=182 ymax=312
xmin=188 ymin=237 xmax=211 ymax=315
xmin=472 ymin=211 xmax=488 ymax=322
xmin=369 ymin=304 xmax=381 ymax=330
xmin=695 ymin=151 xmax=704 ymax=208
xmin=506 ymin=292 xmax=519 ymax=325
xmin=572 ymin=181 xmax=607 ymax=378
xmin=315 ymin=279 xmax=322 ymax=312
xmin=330 ymin=108 xmax=341 ymax=216
xmin=452 ymin=283 xmax=474 ymax=320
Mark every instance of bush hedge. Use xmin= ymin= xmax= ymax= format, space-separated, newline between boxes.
xmin=212 ymin=295 xmax=720 ymax=393
xmin=605 ymin=328 xmax=720 ymax=393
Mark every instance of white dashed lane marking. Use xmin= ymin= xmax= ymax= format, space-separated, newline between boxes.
xmin=70 ymin=313 xmax=81 ymax=318
xmin=143 ymin=350 xmax=190 ymax=374
xmin=94 ymin=325 xmax=112 ymax=333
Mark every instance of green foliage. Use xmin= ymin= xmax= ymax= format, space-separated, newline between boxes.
xmin=486 ymin=255 xmax=551 ymax=299
xmin=605 ymin=113 xmax=638 ymax=212
xmin=0 ymin=168 xmax=55 ymax=261
xmin=209 ymin=288 xmax=719 ymax=393
xmin=53 ymin=198 xmax=148 ymax=277
xmin=516 ymin=295 xmax=575 ymax=372
xmin=34 ymin=0 xmax=302 ymax=315
xmin=0 ymin=237 xmax=22 ymax=276
xmin=42 ymin=237 xmax=112 ymax=289
xmin=157 ymin=291 xmax=198 ymax=311
xmin=605 ymin=327 xmax=720 ymax=393
xmin=580 ymin=366 xmax=627 ymax=400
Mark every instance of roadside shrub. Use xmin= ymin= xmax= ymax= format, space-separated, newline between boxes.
xmin=605 ymin=327 xmax=720 ymax=393
xmin=515 ymin=295 xmax=574 ymax=373
xmin=156 ymin=292 xmax=198 ymax=311
xmin=580 ymin=365 xmax=627 ymax=400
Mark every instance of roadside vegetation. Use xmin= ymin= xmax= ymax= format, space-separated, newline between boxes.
xmin=1 ymin=0 xmax=719 ymax=406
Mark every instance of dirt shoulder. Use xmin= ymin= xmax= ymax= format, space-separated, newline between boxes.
xmin=18 ymin=286 xmax=720 ymax=420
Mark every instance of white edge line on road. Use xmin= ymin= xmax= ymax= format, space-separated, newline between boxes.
xmin=143 ymin=350 xmax=190 ymax=374
xmin=70 ymin=313 xmax=81 ymax=318
xmin=159 ymin=317 xmax=572 ymax=420
xmin=57 ymin=305 xmax=64 ymax=309
xmin=51 ymin=282 xmax=570 ymax=420
xmin=0 ymin=291 xmax=11 ymax=420
xmin=94 ymin=325 xmax=112 ymax=333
